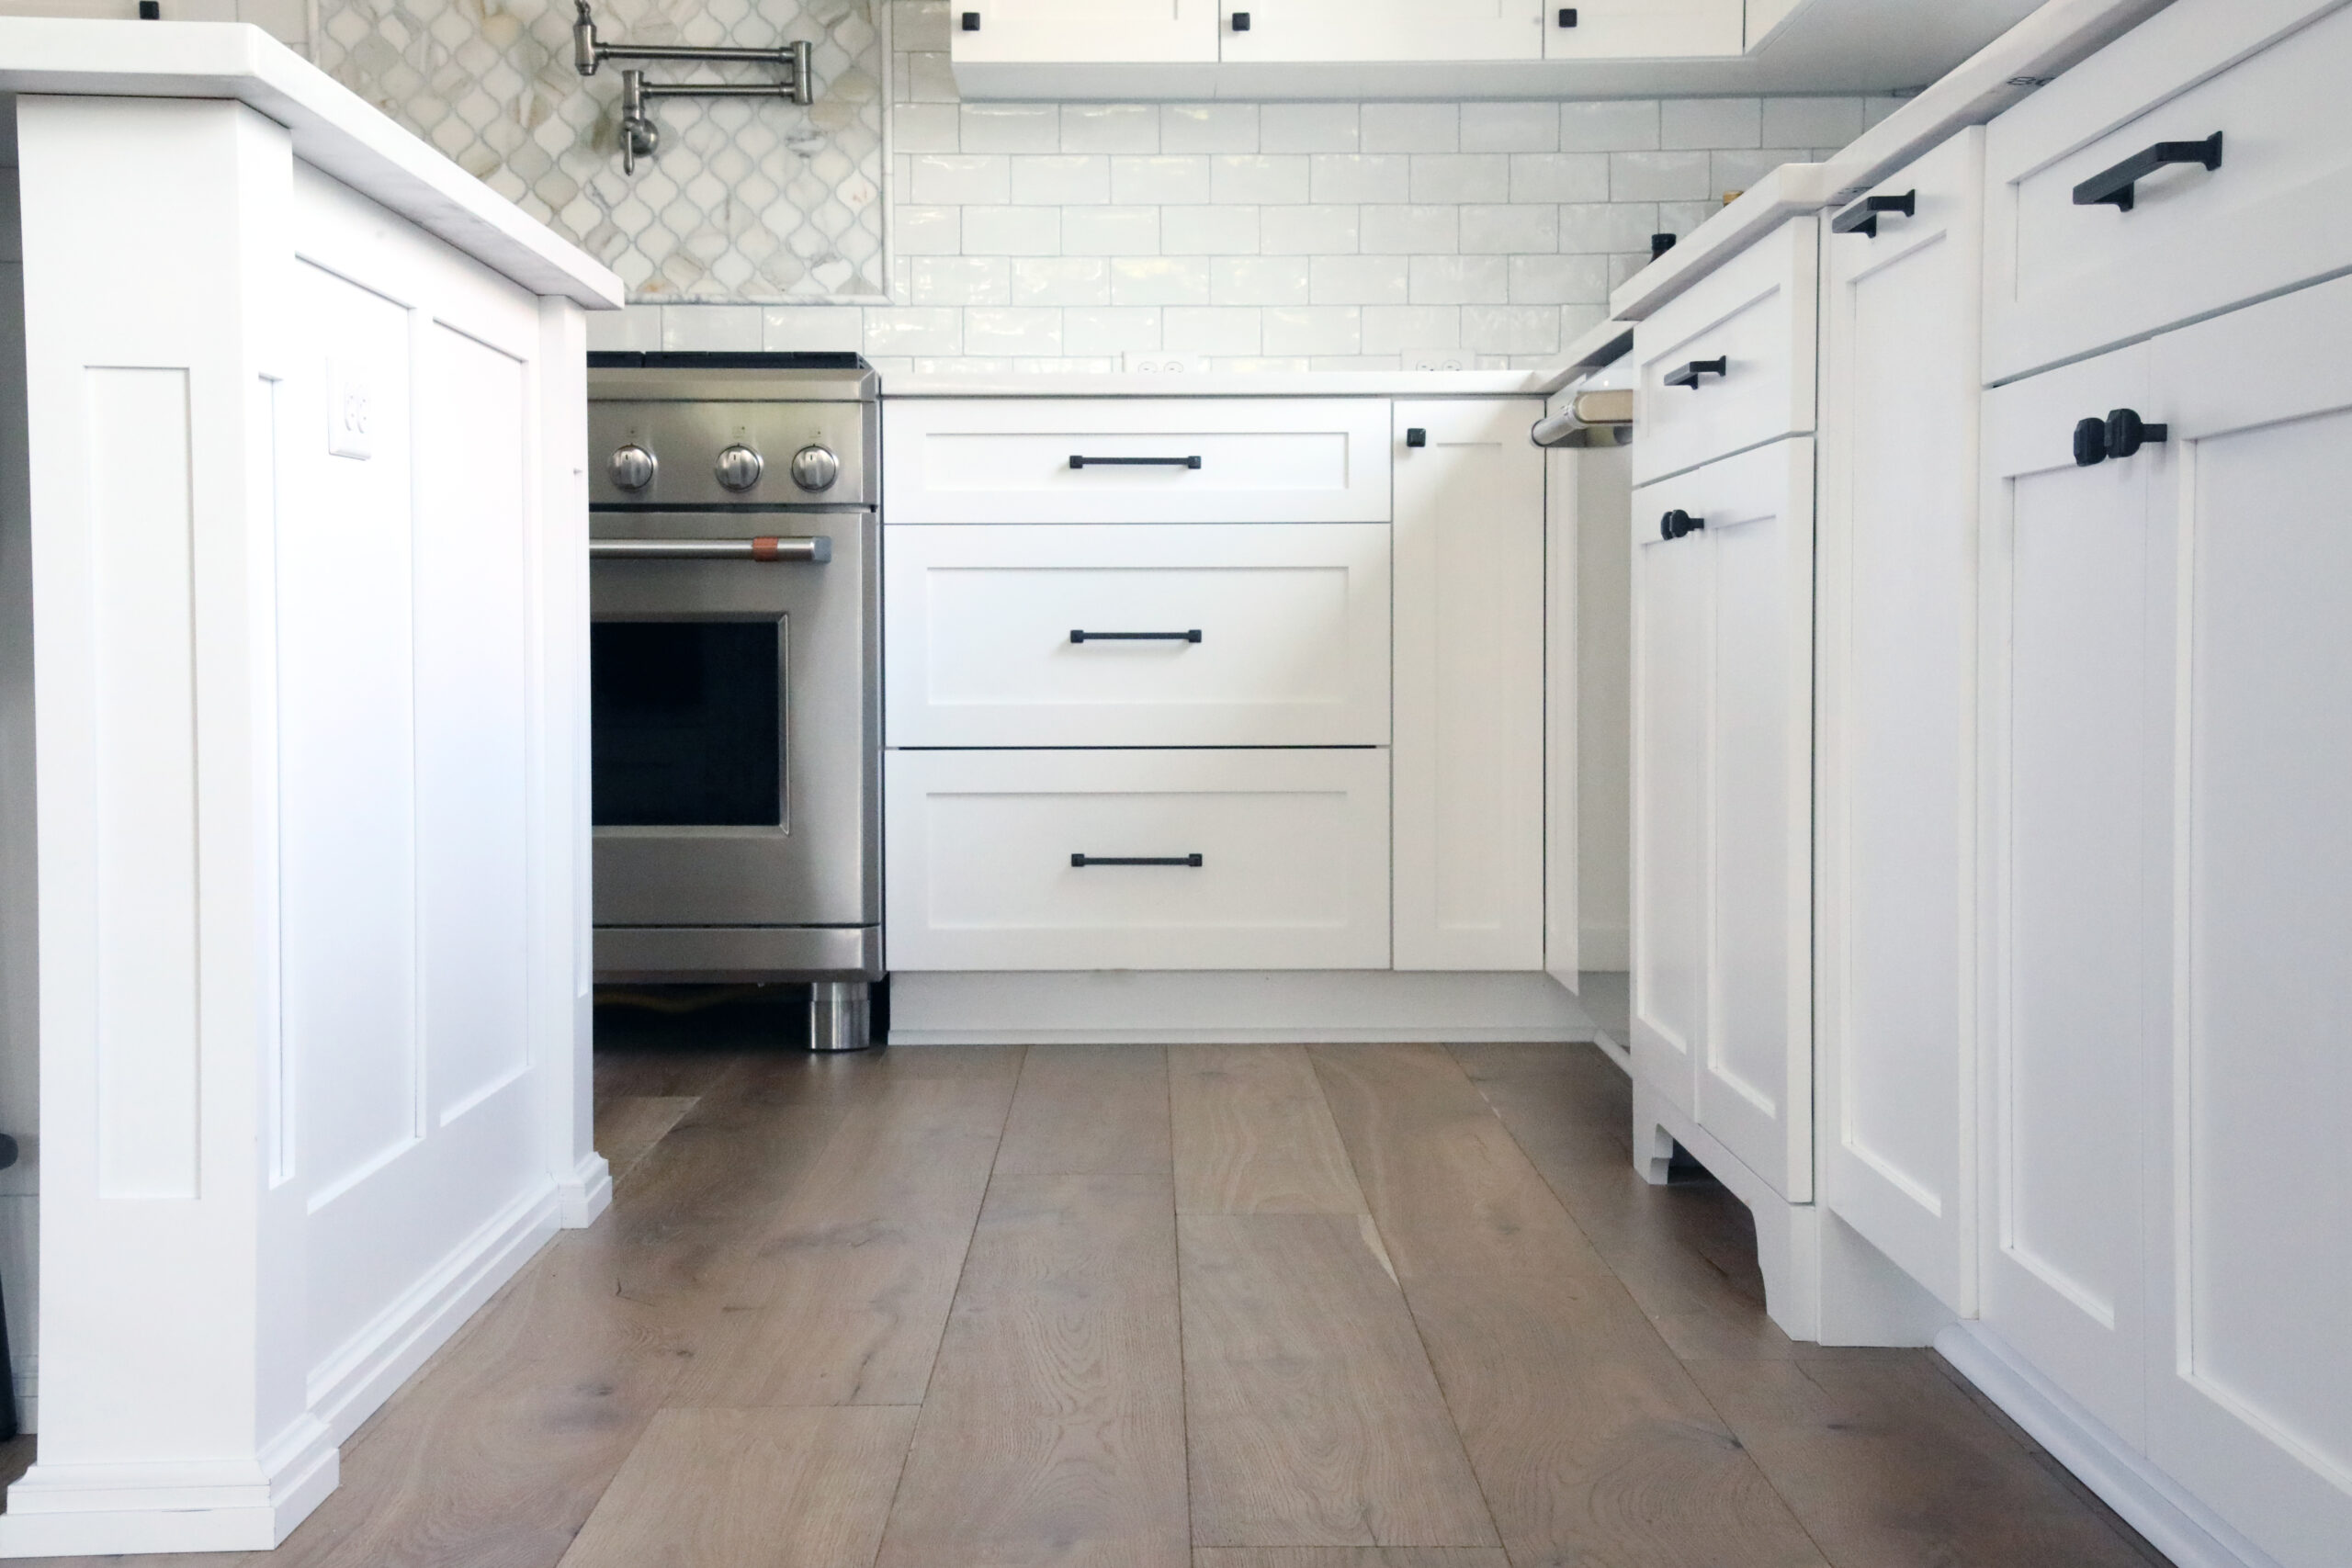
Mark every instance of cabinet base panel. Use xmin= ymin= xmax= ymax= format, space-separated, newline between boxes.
xmin=887 ymin=969 xmax=1594 ymax=1045
xmin=1632 ymin=1077 xmax=1955 ymax=1346
xmin=1937 ymin=1324 xmax=2281 ymax=1568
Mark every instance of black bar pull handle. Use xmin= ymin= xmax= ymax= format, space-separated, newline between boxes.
xmin=1071 ymin=853 xmax=1204 ymax=868
xmin=1069 ymin=629 xmax=1204 ymax=643
xmin=1831 ymin=188 xmax=1916 ymax=238
xmin=1663 ymin=356 xmax=1727 ymax=390
xmin=1660 ymin=509 xmax=1705 ymax=540
xmin=2073 ymin=131 xmax=2221 ymax=212
xmin=1069 ymin=454 xmax=1203 ymax=469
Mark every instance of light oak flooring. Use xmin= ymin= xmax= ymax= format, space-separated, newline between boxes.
xmin=8 ymin=1009 xmax=2172 ymax=1568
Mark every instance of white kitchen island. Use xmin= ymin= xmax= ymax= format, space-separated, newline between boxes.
xmin=0 ymin=19 xmax=621 ymax=1555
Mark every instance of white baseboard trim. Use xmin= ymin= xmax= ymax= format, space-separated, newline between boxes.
xmin=1935 ymin=1323 xmax=2283 ymax=1568
xmin=0 ymin=1415 xmax=338 ymax=1557
xmin=305 ymin=1179 xmax=563 ymax=1446
xmin=888 ymin=969 xmax=1599 ymax=1046
xmin=559 ymin=1152 xmax=613 ymax=1228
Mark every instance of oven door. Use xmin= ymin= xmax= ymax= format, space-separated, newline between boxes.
xmin=590 ymin=511 xmax=877 ymax=930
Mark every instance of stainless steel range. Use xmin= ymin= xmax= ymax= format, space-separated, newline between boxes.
xmin=586 ymin=352 xmax=880 ymax=1050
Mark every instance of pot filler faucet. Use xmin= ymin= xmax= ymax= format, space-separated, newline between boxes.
xmin=572 ymin=1 xmax=815 ymax=174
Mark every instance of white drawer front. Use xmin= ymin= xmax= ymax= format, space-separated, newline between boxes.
xmin=1632 ymin=217 xmax=1819 ymax=487
xmin=882 ymin=398 xmax=1393 ymax=523
xmin=885 ymin=748 xmax=1390 ymax=971
xmin=886 ymin=523 xmax=1391 ymax=747
xmin=1986 ymin=0 xmax=2352 ymax=383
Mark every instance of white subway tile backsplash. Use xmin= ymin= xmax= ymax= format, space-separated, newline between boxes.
xmin=895 ymin=102 xmax=962 ymax=154
xmin=864 ymin=306 xmax=962 ymax=355
xmin=961 ymin=103 xmax=1060 ymax=152
xmin=903 ymin=51 xmax=957 ymax=104
xmin=1310 ymin=154 xmax=1411 ymax=204
xmin=1161 ymin=103 xmax=1261 ymax=153
xmin=662 ymin=304 xmax=763 ymax=351
xmin=1462 ymin=304 xmax=1561 ymax=355
xmin=588 ymin=304 xmax=662 ymax=353
xmin=1760 ymin=96 xmax=1863 ymax=149
xmin=1410 ymin=254 xmax=1509 ymax=306
xmin=913 ymin=153 xmax=1010 ymax=205
xmin=1261 ymin=205 xmax=1361 ymax=255
xmin=1262 ymin=305 xmax=1363 ymax=356
xmin=912 ymin=255 xmax=1012 ymax=306
xmin=1163 ymin=205 xmax=1262 ymax=255
xmin=1559 ymin=99 xmax=1660 ymax=152
xmin=1461 ymin=101 xmax=1559 ymax=153
xmin=1657 ymin=199 xmax=1721 ymax=239
xmin=1211 ymin=154 xmax=1311 ymax=205
xmin=1062 ymin=206 xmax=1161 ymax=254
xmin=1064 ymin=306 xmax=1161 ymax=355
xmin=1712 ymin=148 xmax=1811 ymax=195
xmin=1509 ymin=253 xmax=1611 ymax=304
xmin=1163 ymin=306 xmax=1263 ymax=355
xmin=1311 ymin=255 xmax=1411 ymax=306
xmin=1011 ymin=155 xmax=1111 ymax=205
xmin=1260 ymin=103 xmax=1360 ymax=153
xmin=1559 ymin=200 xmax=1661 ymax=254
xmin=1610 ymin=150 xmax=1712 ymax=202
xmin=1410 ymin=153 xmax=1510 ymax=204
xmin=894 ymin=0 xmax=951 ymax=53
xmin=897 ymin=206 xmax=962 ymax=254
xmin=1061 ymin=104 xmax=1159 ymax=153
xmin=1363 ymin=305 xmax=1461 ymax=353
xmin=1510 ymin=152 xmax=1610 ymax=203
xmin=964 ymin=307 xmax=1064 ymax=355
xmin=1660 ymin=97 xmax=1760 ymax=152
xmin=1362 ymin=205 xmax=1458 ymax=255
xmin=1111 ymin=256 xmax=1212 ymax=306
xmin=1462 ymin=204 xmax=1558 ymax=255
xmin=1013 ymin=257 xmax=1112 ymax=307
xmin=1362 ymin=103 xmax=1459 ymax=153
xmin=1112 ymin=155 xmax=1214 ymax=205
xmin=1211 ymin=257 xmax=1311 ymax=305
xmin=961 ymin=206 xmax=1061 ymax=256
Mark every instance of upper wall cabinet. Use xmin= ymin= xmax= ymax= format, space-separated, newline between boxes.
xmin=953 ymin=0 xmax=2050 ymax=100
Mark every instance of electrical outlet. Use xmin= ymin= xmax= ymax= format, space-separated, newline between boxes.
xmin=1124 ymin=353 xmax=1210 ymax=375
xmin=326 ymin=357 xmax=374 ymax=460
xmin=1405 ymin=352 xmax=1471 ymax=373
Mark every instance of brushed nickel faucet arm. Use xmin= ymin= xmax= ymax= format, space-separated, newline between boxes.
xmin=573 ymin=1 xmax=816 ymax=173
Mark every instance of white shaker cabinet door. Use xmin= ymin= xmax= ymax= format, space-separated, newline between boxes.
xmin=1632 ymin=439 xmax=1815 ymax=1202
xmin=1978 ymin=340 xmax=2163 ymax=1450
xmin=1221 ymin=0 xmax=1544 ymax=63
xmin=1544 ymin=0 xmax=1742 ymax=60
xmin=950 ymin=0 xmax=1220 ymax=62
xmin=1815 ymin=128 xmax=1984 ymax=1313
xmin=1392 ymin=398 xmax=1545 ymax=972
xmin=2138 ymin=275 xmax=2352 ymax=1568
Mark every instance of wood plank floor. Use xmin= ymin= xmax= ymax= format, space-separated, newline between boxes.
xmin=10 ymin=1004 xmax=2171 ymax=1568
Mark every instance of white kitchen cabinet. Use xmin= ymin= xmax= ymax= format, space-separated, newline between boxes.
xmin=1980 ymin=274 xmax=2352 ymax=1568
xmin=1220 ymin=0 xmax=1543 ymax=63
xmin=1545 ymin=0 xmax=1742 ymax=60
xmin=1814 ymin=128 xmax=1984 ymax=1313
xmin=1983 ymin=0 xmax=2352 ymax=383
xmin=1392 ymin=398 xmax=1546 ymax=973
xmin=949 ymin=0 xmax=1219 ymax=64
xmin=1631 ymin=216 xmax=1818 ymax=487
xmin=886 ymin=521 xmax=1391 ymax=749
xmin=882 ymin=398 xmax=1392 ymax=525
xmin=884 ymin=746 xmax=1391 ymax=972
xmin=1630 ymin=437 xmax=1814 ymax=1201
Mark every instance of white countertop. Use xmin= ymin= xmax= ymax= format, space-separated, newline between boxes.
xmin=884 ymin=369 xmax=1573 ymax=399
xmin=1608 ymin=0 xmax=2172 ymax=321
xmin=0 ymin=17 xmax=623 ymax=310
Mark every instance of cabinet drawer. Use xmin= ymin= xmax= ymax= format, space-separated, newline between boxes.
xmin=1985 ymin=0 xmax=2352 ymax=383
xmin=1632 ymin=217 xmax=1818 ymax=487
xmin=884 ymin=748 xmax=1391 ymax=971
xmin=1220 ymin=0 xmax=1543 ymax=63
xmin=882 ymin=398 xmax=1393 ymax=524
xmin=886 ymin=523 xmax=1390 ymax=747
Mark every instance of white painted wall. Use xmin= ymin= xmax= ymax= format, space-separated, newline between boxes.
xmin=0 ymin=164 xmax=37 ymax=1434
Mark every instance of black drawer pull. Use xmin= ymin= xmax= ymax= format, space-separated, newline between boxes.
xmin=1069 ymin=629 xmax=1203 ymax=643
xmin=1069 ymin=454 xmax=1203 ymax=469
xmin=1831 ymin=188 xmax=1916 ymax=238
xmin=1071 ymin=853 xmax=1204 ymax=868
xmin=1664 ymin=356 xmax=1726 ymax=389
xmin=2073 ymin=131 xmax=2222 ymax=213
xmin=1661 ymin=509 xmax=1705 ymax=540
xmin=2072 ymin=408 xmax=2169 ymax=467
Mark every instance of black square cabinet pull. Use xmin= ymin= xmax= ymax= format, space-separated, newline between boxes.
xmin=1406 ymin=427 xmax=1428 ymax=447
xmin=1231 ymin=10 xmax=1250 ymax=29
xmin=960 ymin=10 xmax=979 ymax=29
xmin=1559 ymin=7 xmax=1577 ymax=25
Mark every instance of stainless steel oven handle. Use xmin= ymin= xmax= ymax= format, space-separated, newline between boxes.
xmin=590 ymin=536 xmax=831 ymax=563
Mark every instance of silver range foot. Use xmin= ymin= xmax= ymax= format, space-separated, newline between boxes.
xmin=808 ymin=980 xmax=876 ymax=1053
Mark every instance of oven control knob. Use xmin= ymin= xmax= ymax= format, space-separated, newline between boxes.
xmin=789 ymin=444 xmax=841 ymax=492
xmin=716 ymin=444 xmax=763 ymax=491
xmin=607 ymin=443 xmax=657 ymax=492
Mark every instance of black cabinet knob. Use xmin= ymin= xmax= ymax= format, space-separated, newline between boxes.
xmin=1558 ymin=6 xmax=1578 ymax=24
xmin=960 ymin=10 xmax=978 ymax=29
xmin=2073 ymin=417 xmax=2108 ymax=468
xmin=1231 ymin=10 xmax=1250 ymax=29
xmin=2106 ymin=407 xmax=2168 ymax=458
xmin=1661 ymin=509 xmax=1704 ymax=540
xmin=1406 ymin=427 xmax=1427 ymax=447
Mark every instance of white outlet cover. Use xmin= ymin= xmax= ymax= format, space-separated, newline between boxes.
xmin=1405 ymin=352 xmax=1471 ymax=372
xmin=327 ymin=357 xmax=374 ymax=460
xmin=1123 ymin=353 xmax=1210 ymax=375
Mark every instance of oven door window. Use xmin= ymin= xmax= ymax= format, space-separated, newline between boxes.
xmin=592 ymin=619 xmax=784 ymax=828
